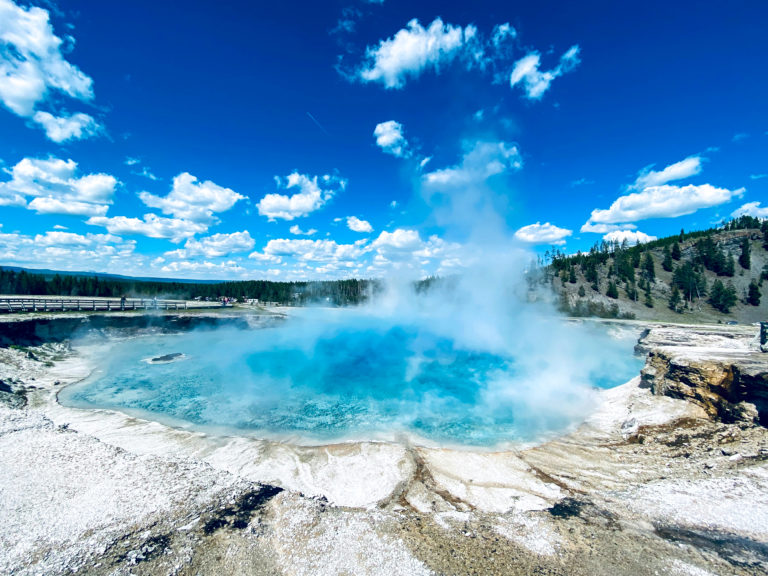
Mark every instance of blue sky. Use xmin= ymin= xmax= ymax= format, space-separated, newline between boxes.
xmin=0 ymin=0 xmax=766 ymax=280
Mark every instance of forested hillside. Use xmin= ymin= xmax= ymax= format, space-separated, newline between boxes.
xmin=534 ymin=216 xmax=768 ymax=323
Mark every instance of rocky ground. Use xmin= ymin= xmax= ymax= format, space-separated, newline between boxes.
xmin=0 ymin=319 xmax=766 ymax=575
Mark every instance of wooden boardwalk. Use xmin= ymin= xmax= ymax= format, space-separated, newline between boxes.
xmin=0 ymin=296 xmax=222 ymax=313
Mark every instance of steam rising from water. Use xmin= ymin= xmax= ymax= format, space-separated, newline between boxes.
xmin=62 ymin=294 xmax=642 ymax=447
xmin=62 ymin=138 xmax=643 ymax=447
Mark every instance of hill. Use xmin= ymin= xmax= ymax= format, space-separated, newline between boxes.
xmin=537 ymin=216 xmax=768 ymax=324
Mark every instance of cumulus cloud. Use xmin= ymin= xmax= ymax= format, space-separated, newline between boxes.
xmin=139 ymin=172 xmax=244 ymax=224
xmin=602 ymin=230 xmax=657 ymax=245
xmin=370 ymin=228 xmax=423 ymax=252
xmin=514 ymin=222 xmax=572 ymax=245
xmin=367 ymin=228 xmax=463 ymax=275
xmin=33 ymin=230 xmax=123 ymax=247
xmin=164 ymin=230 xmax=255 ymax=259
xmin=0 ymin=226 xmax=137 ymax=272
xmin=731 ymin=201 xmax=768 ymax=219
xmin=290 ymin=224 xmax=317 ymax=236
xmin=87 ymin=213 xmax=207 ymax=243
xmin=32 ymin=111 xmax=101 ymax=143
xmin=0 ymin=156 xmax=116 ymax=215
xmin=630 ymin=156 xmax=703 ymax=190
xmin=0 ymin=0 xmax=101 ymax=141
xmin=347 ymin=216 xmax=373 ymax=233
xmin=373 ymin=120 xmax=410 ymax=157
xmin=159 ymin=259 xmax=245 ymax=276
xmin=422 ymin=140 xmax=522 ymax=190
xmin=357 ymin=18 xmax=475 ymax=88
xmin=579 ymin=222 xmax=636 ymax=234
xmin=586 ymin=183 xmax=744 ymax=224
xmin=28 ymin=196 xmax=108 ymax=217
xmin=257 ymin=172 xmax=346 ymax=221
xmin=260 ymin=238 xmax=364 ymax=262
xmin=509 ymin=45 xmax=580 ymax=100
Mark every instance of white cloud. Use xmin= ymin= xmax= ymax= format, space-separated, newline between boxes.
xmin=123 ymin=157 xmax=158 ymax=180
xmin=139 ymin=172 xmax=244 ymax=224
xmin=164 ymin=230 xmax=255 ymax=259
xmin=586 ymin=183 xmax=744 ymax=224
xmin=374 ymin=120 xmax=409 ymax=157
xmin=135 ymin=166 xmax=158 ymax=181
xmin=357 ymin=18 xmax=475 ymax=88
xmin=159 ymin=259 xmax=245 ymax=276
xmin=0 ymin=227 xmax=137 ymax=272
xmin=289 ymin=224 xmax=317 ymax=236
xmin=371 ymin=228 xmax=423 ymax=252
xmin=0 ymin=156 xmax=116 ymax=215
xmin=0 ymin=0 xmax=101 ymax=141
xmin=257 ymin=172 xmax=346 ymax=221
xmin=749 ymin=174 xmax=767 ymax=180
xmin=32 ymin=111 xmax=101 ymax=143
xmin=514 ymin=222 xmax=572 ymax=245
xmin=389 ymin=200 xmax=398 ymax=208
xmin=332 ymin=6 xmax=361 ymax=35
xmin=602 ymin=230 xmax=657 ymax=245
xmin=347 ymin=216 xmax=373 ymax=233
xmin=87 ymin=213 xmax=207 ymax=243
xmin=260 ymin=238 xmax=364 ymax=263
xmin=33 ymin=230 xmax=123 ymax=247
xmin=491 ymin=23 xmax=516 ymax=48
xmin=248 ymin=251 xmax=282 ymax=263
xmin=422 ymin=140 xmax=522 ymax=190
xmin=631 ymin=156 xmax=703 ymax=190
xmin=731 ymin=201 xmax=768 ymax=218
xmin=580 ymin=222 xmax=636 ymax=234
xmin=367 ymin=228 xmax=463 ymax=275
xmin=509 ymin=45 xmax=580 ymax=100
xmin=28 ymin=196 xmax=108 ymax=217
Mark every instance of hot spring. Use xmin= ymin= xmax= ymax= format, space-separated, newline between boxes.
xmin=60 ymin=307 xmax=643 ymax=448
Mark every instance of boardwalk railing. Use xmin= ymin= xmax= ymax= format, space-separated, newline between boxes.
xmin=0 ymin=297 xmax=194 ymax=313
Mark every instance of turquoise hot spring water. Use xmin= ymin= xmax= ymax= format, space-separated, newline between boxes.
xmin=60 ymin=309 xmax=644 ymax=447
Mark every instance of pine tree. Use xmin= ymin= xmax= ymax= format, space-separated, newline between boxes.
xmin=662 ymin=246 xmax=673 ymax=271
xmin=668 ymin=285 xmax=681 ymax=312
xmin=569 ymin=266 xmax=577 ymax=283
xmin=641 ymin=252 xmax=655 ymax=282
xmin=709 ymin=280 xmax=738 ymax=313
xmin=723 ymin=255 xmax=735 ymax=277
xmin=671 ymin=242 xmax=681 ymax=260
xmin=606 ymin=281 xmax=619 ymax=299
xmin=625 ymin=281 xmax=638 ymax=301
xmin=747 ymin=280 xmax=761 ymax=306
xmin=578 ymin=285 xmax=586 ymax=298
xmin=738 ymin=236 xmax=751 ymax=270
xmin=644 ymin=284 xmax=653 ymax=308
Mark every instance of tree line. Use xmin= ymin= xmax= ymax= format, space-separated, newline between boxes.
xmin=0 ymin=267 xmax=381 ymax=307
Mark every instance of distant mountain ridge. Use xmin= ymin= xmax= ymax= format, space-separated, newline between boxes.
xmin=0 ymin=265 xmax=220 ymax=285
